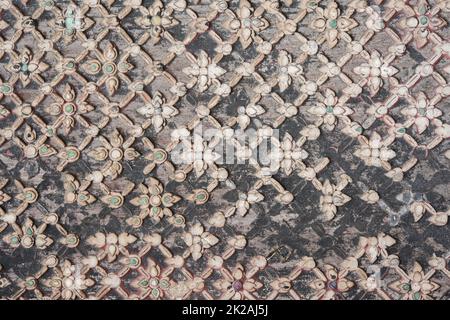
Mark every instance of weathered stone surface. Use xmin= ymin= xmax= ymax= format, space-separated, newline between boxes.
xmin=0 ymin=0 xmax=449 ymax=300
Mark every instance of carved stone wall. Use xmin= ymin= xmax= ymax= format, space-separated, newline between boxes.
xmin=0 ymin=0 xmax=449 ymax=300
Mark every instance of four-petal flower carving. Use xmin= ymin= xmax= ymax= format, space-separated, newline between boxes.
xmin=310 ymin=264 xmax=354 ymax=300
xmin=82 ymin=42 xmax=133 ymax=95
xmin=8 ymin=48 xmax=49 ymax=87
xmin=310 ymin=1 xmax=358 ymax=48
xmin=137 ymin=91 xmax=178 ymax=133
xmin=226 ymin=0 xmax=269 ymax=49
xmin=401 ymin=92 xmax=442 ymax=134
xmin=398 ymin=0 xmax=447 ymax=48
xmin=128 ymin=177 xmax=181 ymax=227
xmin=389 ymin=262 xmax=440 ymax=300
xmin=353 ymin=51 xmax=398 ymax=95
xmin=183 ymin=50 xmax=226 ymax=92
xmin=308 ymin=89 xmax=353 ymax=131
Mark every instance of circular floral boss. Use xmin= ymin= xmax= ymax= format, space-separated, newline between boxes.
xmin=64 ymin=60 xmax=76 ymax=72
xmin=102 ymin=62 xmax=117 ymax=75
xmin=24 ymin=277 xmax=37 ymax=290
xmin=65 ymin=234 xmax=79 ymax=248
xmin=64 ymin=147 xmax=80 ymax=162
xmin=24 ymin=145 xmax=39 ymax=158
xmin=23 ymin=188 xmax=38 ymax=203
xmin=152 ymin=149 xmax=167 ymax=164
xmin=108 ymin=194 xmax=124 ymax=208
xmin=84 ymin=60 xmax=101 ymax=75
xmin=109 ymin=148 xmax=124 ymax=161
xmin=21 ymin=235 xmax=34 ymax=248
xmin=63 ymin=102 xmax=77 ymax=115
xmin=171 ymin=214 xmax=185 ymax=227
xmin=192 ymin=189 xmax=209 ymax=205
xmin=128 ymin=255 xmax=141 ymax=268
xmin=0 ymin=83 xmax=12 ymax=94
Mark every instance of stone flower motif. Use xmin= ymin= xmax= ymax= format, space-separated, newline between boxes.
xmin=319 ymin=178 xmax=351 ymax=221
xmin=12 ymin=181 xmax=39 ymax=207
xmin=354 ymin=132 xmax=396 ymax=170
xmin=131 ymin=258 xmax=172 ymax=299
xmin=271 ymin=133 xmax=309 ymax=175
xmin=319 ymin=61 xmax=342 ymax=78
xmin=401 ymin=92 xmax=443 ymax=134
xmin=82 ymin=42 xmax=133 ymax=95
xmin=63 ymin=174 xmax=96 ymax=206
xmin=353 ymin=51 xmax=398 ymax=95
xmin=389 ymin=262 xmax=440 ymax=300
xmin=277 ymin=50 xmax=304 ymax=92
xmin=13 ymin=122 xmax=57 ymax=159
xmin=2 ymin=217 xmax=53 ymax=250
xmin=88 ymin=130 xmax=139 ymax=180
xmin=166 ymin=274 xmax=205 ymax=299
xmin=1 ymin=0 xmax=449 ymax=302
xmin=133 ymin=0 xmax=180 ymax=41
xmin=142 ymin=137 xmax=169 ymax=175
xmin=308 ymin=89 xmax=353 ymax=130
xmin=310 ymin=264 xmax=354 ymax=300
xmin=136 ymin=91 xmax=178 ymax=133
xmin=226 ymin=0 xmax=269 ymax=49
xmin=354 ymin=233 xmax=396 ymax=263
xmin=183 ymin=50 xmax=226 ymax=92
xmin=432 ymin=209 xmax=450 ymax=227
xmin=183 ymin=223 xmax=219 ymax=261
xmin=398 ymin=0 xmax=447 ymax=48
xmin=365 ymin=6 xmax=385 ymax=32
xmin=175 ymin=134 xmax=221 ymax=176
xmin=8 ymin=48 xmax=48 ymax=87
xmin=87 ymin=232 xmax=137 ymax=262
xmin=310 ymin=1 xmax=358 ymax=48
xmin=214 ymin=258 xmax=266 ymax=300
xmin=51 ymin=4 xmax=93 ymax=43
xmin=410 ymin=201 xmax=449 ymax=226
xmin=128 ymin=177 xmax=181 ymax=227
xmin=45 ymin=84 xmax=94 ymax=134
xmin=44 ymin=260 xmax=94 ymax=300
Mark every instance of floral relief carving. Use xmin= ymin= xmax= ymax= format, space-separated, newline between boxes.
xmin=0 ymin=0 xmax=449 ymax=302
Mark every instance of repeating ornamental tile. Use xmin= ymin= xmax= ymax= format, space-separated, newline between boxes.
xmin=0 ymin=0 xmax=449 ymax=301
